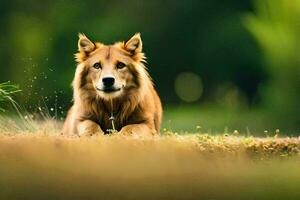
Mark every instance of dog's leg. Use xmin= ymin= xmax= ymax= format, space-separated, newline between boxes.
xmin=119 ymin=123 xmax=156 ymax=136
xmin=77 ymin=120 xmax=104 ymax=136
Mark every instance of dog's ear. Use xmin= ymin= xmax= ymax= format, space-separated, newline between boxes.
xmin=75 ymin=33 xmax=97 ymax=63
xmin=124 ymin=33 xmax=142 ymax=55
xmin=78 ymin=33 xmax=96 ymax=53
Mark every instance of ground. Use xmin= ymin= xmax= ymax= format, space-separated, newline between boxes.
xmin=1 ymin=118 xmax=300 ymax=200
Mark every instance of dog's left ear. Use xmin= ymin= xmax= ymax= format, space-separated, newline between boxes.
xmin=124 ymin=33 xmax=142 ymax=54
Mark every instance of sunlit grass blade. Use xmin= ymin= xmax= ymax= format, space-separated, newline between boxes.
xmin=0 ymin=81 xmax=21 ymax=112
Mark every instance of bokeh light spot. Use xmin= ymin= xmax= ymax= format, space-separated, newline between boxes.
xmin=174 ymin=72 xmax=203 ymax=103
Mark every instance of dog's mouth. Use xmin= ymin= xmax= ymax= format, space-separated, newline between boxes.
xmin=96 ymin=87 xmax=121 ymax=93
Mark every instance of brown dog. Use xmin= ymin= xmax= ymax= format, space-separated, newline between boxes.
xmin=62 ymin=33 xmax=162 ymax=136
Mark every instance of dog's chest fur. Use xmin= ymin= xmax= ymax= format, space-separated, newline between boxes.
xmin=83 ymin=98 xmax=145 ymax=133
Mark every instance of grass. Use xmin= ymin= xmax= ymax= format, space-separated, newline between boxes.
xmin=1 ymin=119 xmax=300 ymax=200
xmin=163 ymin=104 xmax=300 ymax=135
xmin=0 ymin=81 xmax=21 ymax=112
xmin=1 ymin=86 xmax=300 ymax=199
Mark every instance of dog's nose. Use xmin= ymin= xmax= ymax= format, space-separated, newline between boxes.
xmin=102 ymin=76 xmax=115 ymax=87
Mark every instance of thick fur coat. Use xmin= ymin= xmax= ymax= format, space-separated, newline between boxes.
xmin=62 ymin=33 xmax=162 ymax=136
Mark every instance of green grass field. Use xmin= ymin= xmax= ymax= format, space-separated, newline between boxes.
xmin=162 ymin=105 xmax=297 ymax=135
xmin=1 ymin=85 xmax=300 ymax=200
xmin=1 ymin=118 xmax=300 ymax=200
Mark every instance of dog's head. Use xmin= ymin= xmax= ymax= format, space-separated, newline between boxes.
xmin=75 ymin=33 xmax=147 ymax=100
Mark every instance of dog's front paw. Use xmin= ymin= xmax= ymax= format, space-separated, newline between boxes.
xmin=78 ymin=120 xmax=105 ymax=137
xmin=119 ymin=127 xmax=134 ymax=136
xmin=119 ymin=124 xmax=155 ymax=137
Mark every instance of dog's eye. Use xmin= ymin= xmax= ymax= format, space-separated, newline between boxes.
xmin=116 ymin=62 xmax=126 ymax=69
xmin=93 ymin=62 xmax=102 ymax=69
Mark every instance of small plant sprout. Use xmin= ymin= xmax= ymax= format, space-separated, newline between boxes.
xmin=233 ymin=130 xmax=239 ymax=136
xmin=196 ymin=125 xmax=202 ymax=133
xmin=264 ymin=130 xmax=269 ymax=137
xmin=224 ymin=127 xmax=228 ymax=134
xmin=274 ymin=129 xmax=280 ymax=138
xmin=246 ymin=127 xmax=251 ymax=137
xmin=223 ymin=127 xmax=229 ymax=137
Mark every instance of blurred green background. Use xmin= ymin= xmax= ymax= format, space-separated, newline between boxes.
xmin=0 ymin=0 xmax=299 ymax=134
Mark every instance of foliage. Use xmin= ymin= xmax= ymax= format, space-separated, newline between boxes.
xmin=244 ymin=0 xmax=300 ymax=129
xmin=0 ymin=0 xmax=260 ymax=107
xmin=0 ymin=81 xmax=21 ymax=112
xmin=0 ymin=0 xmax=299 ymax=133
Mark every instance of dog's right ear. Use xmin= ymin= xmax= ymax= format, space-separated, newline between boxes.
xmin=78 ymin=33 xmax=96 ymax=53
xmin=75 ymin=33 xmax=96 ymax=62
